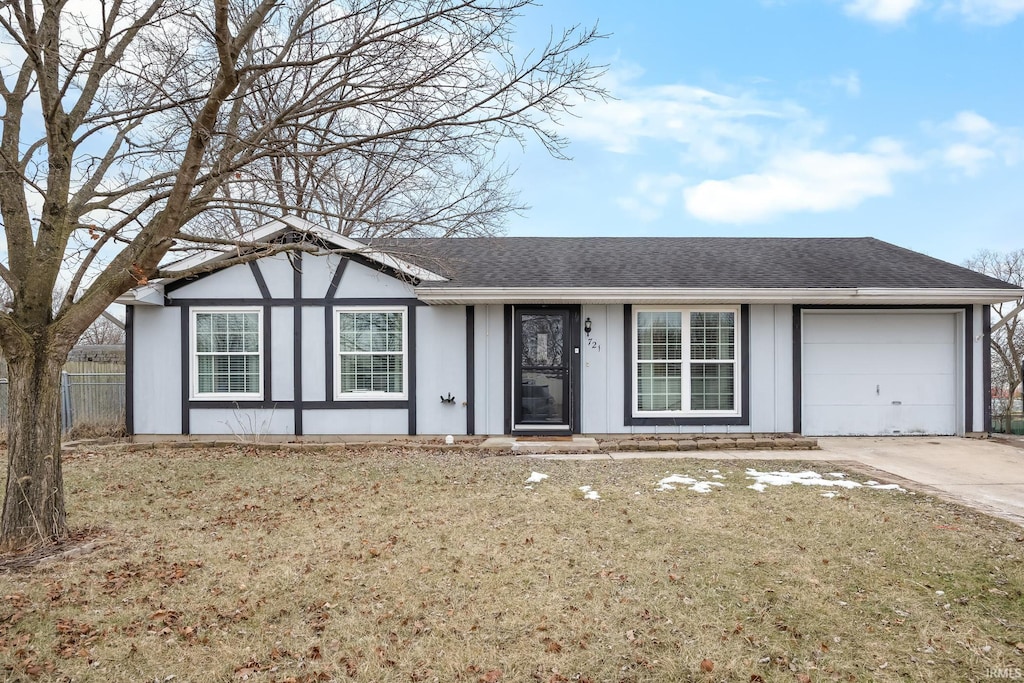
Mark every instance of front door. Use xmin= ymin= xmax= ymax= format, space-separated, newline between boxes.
xmin=513 ymin=307 xmax=578 ymax=434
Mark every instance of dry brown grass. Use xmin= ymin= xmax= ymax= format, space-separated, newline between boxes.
xmin=0 ymin=446 xmax=1022 ymax=682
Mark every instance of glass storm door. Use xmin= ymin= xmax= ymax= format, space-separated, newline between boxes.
xmin=515 ymin=308 xmax=573 ymax=430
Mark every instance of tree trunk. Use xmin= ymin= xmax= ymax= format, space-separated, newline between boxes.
xmin=1 ymin=344 xmax=67 ymax=550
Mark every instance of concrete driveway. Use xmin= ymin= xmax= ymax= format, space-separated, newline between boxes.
xmin=815 ymin=436 xmax=1024 ymax=527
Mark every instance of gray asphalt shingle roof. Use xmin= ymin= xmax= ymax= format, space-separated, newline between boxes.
xmin=371 ymin=236 xmax=1017 ymax=290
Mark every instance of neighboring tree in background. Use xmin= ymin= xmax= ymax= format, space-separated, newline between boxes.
xmin=78 ymin=315 xmax=126 ymax=346
xmin=964 ymin=250 xmax=1024 ymax=428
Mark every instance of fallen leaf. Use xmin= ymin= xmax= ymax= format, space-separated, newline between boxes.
xmin=479 ymin=669 xmax=502 ymax=683
xmin=700 ymin=658 xmax=714 ymax=672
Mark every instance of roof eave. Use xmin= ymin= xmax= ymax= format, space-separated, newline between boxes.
xmin=115 ymin=282 xmax=166 ymax=306
xmin=413 ymin=286 xmax=1024 ymax=306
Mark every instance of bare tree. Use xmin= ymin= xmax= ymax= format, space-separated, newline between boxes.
xmin=0 ymin=0 xmax=604 ymax=549
xmin=964 ymin=250 xmax=1024 ymax=428
xmin=78 ymin=315 xmax=126 ymax=346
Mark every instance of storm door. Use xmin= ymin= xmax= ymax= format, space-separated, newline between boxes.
xmin=513 ymin=307 xmax=577 ymax=433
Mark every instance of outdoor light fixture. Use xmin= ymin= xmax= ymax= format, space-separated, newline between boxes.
xmin=584 ymin=317 xmax=592 ymax=336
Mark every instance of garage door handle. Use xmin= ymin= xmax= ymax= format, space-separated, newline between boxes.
xmin=876 ymin=384 xmax=880 ymax=395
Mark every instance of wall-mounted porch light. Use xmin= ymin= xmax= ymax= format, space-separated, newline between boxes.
xmin=584 ymin=317 xmax=592 ymax=336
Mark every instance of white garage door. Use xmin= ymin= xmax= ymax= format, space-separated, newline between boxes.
xmin=802 ymin=312 xmax=959 ymax=436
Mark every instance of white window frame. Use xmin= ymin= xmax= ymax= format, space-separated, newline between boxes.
xmin=333 ymin=306 xmax=409 ymax=401
xmin=632 ymin=306 xmax=741 ymax=417
xmin=190 ymin=306 xmax=264 ymax=401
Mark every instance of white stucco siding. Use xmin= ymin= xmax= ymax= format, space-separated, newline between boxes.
xmin=269 ymin=307 xmax=294 ymax=402
xmin=971 ymin=304 xmax=986 ymax=432
xmin=335 ymin=259 xmax=417 ymax=298
xmin=189 ymin=409 xmax=294 ymax=436
xmin=773 ymin=305 xmax=795 ymax=433
xmin=302 ymin=253 xmax=344 ymax=300
xmin=473 ymin=304 xmax=506 ymax=435
xmin=415 ymin=305 xmax=468 ymax=435
xmin=253 ymin=254 xmax=296 ymax=298
xmin=300 ymin=307 xmax=327 ymax=402
xmin=131 ymin=306 xmax=183 ymax=434
xmin=303 ymin=409 xmax=407 ymax=434
xmin=749 ymin=305 xmax=778 ymax=433
xmin=580 ymin=305 xmax=610 ymax=434
xmin=801 ymin=310 xmax=961 ymax=436
xmin=167 ymin=262 xmax=263 ymax=299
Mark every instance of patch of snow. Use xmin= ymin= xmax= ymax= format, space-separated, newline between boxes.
xmin=706 ymin=469 xmax=720 ymax=474
xmin=525 ymin=471 xmax=548 ymax=484
xmin=711 ymin=474 xmax=726 ymax=480
xmin=821 ymin=491 xmax=838 ymax=498
xmin=524 ymin=485 xmax=533 ymax=490
xmin=579 ymin=485 xmax=600 ymax=500
xmin=745 ymin=469 xmax=907 ymax=494
xmin=656 ymin=475 xmax=697 ymax=491
xmin=867 ymin=483 xmax=906 ymax=491
xmin=746 ymin=469 xmax=861 ymax=490
xmin=657 ymin=474 xmax=724 ymax=494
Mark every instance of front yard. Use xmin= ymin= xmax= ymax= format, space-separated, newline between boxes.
xmin=1 ymin=446 xmax=1022 ymax=682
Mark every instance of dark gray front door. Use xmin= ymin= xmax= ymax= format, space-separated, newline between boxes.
xmin=514 ymin=307 xmax=576 ymax=432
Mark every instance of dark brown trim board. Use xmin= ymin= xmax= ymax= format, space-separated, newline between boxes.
xmin=125 ymin=305 xmax=135 ymax=436
xmin=292 ymin=253 xmax=303 ymax=436
xmin=983 ymin=304 xmax=991 ymax=433
xmin=503 ymin=305 xmax=512 ymax=436
xmin=466 ymin=306 xmax=475 ymax=436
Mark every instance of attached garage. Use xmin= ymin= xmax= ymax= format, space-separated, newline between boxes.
xmin=800 ymin=310 xmax=962 ymax=436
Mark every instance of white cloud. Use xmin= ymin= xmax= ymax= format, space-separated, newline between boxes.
xmin=943 ymin=143 xmax=995 ymax=175
xmin=683 ymin=139 xmax=919 ymax=223
xmin=843 ymin=0 xmax=924 ymax=23
xmin=935 ymin=110 xmax=1024 ymax=174
xmin=948 ymin=110 xmax=997 ymax=138
xmin=564 ymin=69 xmax=809 ymax=165
xmin=830 ymin=70 xmax=862 ymax=97
xmin=615 ymin=174 xmax=687 ymax=222
xmin=946 ymin=0 xmax=1024 ymax=23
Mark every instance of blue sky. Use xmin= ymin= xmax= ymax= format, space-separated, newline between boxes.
xmin=503 ymin=0 xmax=1024 ymax=264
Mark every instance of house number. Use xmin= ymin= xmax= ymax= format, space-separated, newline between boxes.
xmin=587 ymin=337 xmax=601 ymax=352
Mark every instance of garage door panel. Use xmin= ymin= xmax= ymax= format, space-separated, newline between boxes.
xmin=803 ymin=314 xmax=955 ymax=344
xmin=802 ymin=373 xmax=957 ymax=406
xmin=802 ymin=312 xmax=959 ymax=437
xmin=802 ymin=404 xmax=957 ymax=436
xmin=803 ymin=343 xmax=955 ymax=375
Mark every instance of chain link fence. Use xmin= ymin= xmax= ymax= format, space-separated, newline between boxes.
xmin=0 ymin=372 xmax=126 ymax=436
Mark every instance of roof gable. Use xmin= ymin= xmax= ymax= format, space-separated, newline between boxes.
xmin=164 ymin=215 xmax=446 ymax=283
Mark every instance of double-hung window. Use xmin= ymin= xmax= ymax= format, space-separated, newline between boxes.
xmin=334 ymin=307 xmax=407 ymax=400
xmin=634 ymin=308 xmax=738 ymax=415
xmin=191 ymin=308 xmax=262 ymax=399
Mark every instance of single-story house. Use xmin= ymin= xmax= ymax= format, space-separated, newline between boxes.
xmin=119 ymin=216 xmax=1024 ymax=439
